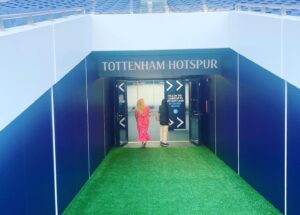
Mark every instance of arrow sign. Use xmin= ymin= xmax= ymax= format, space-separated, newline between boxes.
xmin=119 ymin=117 xmax=125 ymax=128
xmin=169 ymin=119 xmax=174 ymax=126
xmin=118 ymin=83 xmax=125 ymax=92
xmin=177 ymin=117 xmax=184 ymax=128
xmin=166 ymin=81 xmax=173 ymax=92
xmin=176 ymin=80 xmax=183 ymax=91
xmin=165 ymin=80 xmax=186 ymax=130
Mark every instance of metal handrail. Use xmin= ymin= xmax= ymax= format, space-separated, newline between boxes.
xmin=0 ymin=8 xmax=85 ymax=30
xmin=235 ymin=3 xmax=300 ymax=16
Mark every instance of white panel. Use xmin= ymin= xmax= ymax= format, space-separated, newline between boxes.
xmin=127 ymin=84 xmax=138 ymax=109
xmin=230 ymin=12 xmax=282 ymax=78
xmin=185 ymin=83 xmax=189 ymax=109
xmin=92 ymin=12 xmax=230 ymax=51
xmin=128 ymin=82 xmax=164 ymax=109
xmin=137 ymin=83 xmax=155 ymax=106
xmin=153 ymin=82 xmax=164 ymax=108
xmin=282 ymin=17 xmax=300 ymax=89
xmin=54 ymin=15 xmax=92 ymax=82
xmin=0 ymin=26 xmax=54 ymax=131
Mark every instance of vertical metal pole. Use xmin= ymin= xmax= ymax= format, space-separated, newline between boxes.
xmin=148 ymin=1 xmax=152 ymax=13
xmin=281 ymin=7 xmax=287 ymax=16
xmin=48 ymin=14 xmax=53 ymax=21
xmin=235 ymin=4 xmax=240 ymax=11
xmin=0 ymin=18 xmax=4 ymax=31
xmin=27 ymin=15 xmax=34 ymax=25
xmin=130 ymin=0 xmax=133 ymax=14
xmin=203 ymin=4 xmax=208 ymax=12
xmin=93 ymin=0 xmax=97 ymax=14
xmin=152 ymin=80 xmax=155 ymax=110
xmin=164 ymin=5 xmax=169 ymax=13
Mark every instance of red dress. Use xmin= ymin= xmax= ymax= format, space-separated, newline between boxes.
xmin=135 ymin=106 xmax=151 ymax=142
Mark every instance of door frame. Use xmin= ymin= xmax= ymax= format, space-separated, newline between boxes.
xmin=114 ymin=80 xmax=129 ymax=146
xmin=189 ymin=78 xmax=203 ymax=145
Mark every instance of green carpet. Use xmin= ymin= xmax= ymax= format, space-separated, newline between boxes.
xmin=63 ymin=147 xmax=282 ymax=215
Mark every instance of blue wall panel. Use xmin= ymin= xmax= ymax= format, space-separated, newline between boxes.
xmin=87 ymin=55 xmax=106 ymax=174
xmin=215 ymin=50 xmax=238 ymax=172
xmin=239 ymin=55 xmax=284 ymax=212
xmin=103 ymin=78 xmax=116 ymax=153
xmin=0 ymin=90 xmax=55 ymax=215
xmin=201 ymin=76 xmax=216 ymax=152
xmin=54 ymin=60 xmax=89 ymax=214
xmin=287 ymin=84 xmax=300 ymax=215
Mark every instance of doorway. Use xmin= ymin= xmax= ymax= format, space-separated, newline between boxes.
xmin=115 ymin=78 xmax=213 ymax=146
xmin=126 ymin=80 xmax=189 ymax=143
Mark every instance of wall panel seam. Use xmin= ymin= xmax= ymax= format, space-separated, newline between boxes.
xmin=237 ymin=53 xmax=240 ymax=176
xmin=51 ymin=24 xmax=58 ymax=215
xmin=284 ymin=82 xmax=287 ymax=215
xmin=214 ymin=76 xmax=217 ymax=155
xmin=85 ymin=58 xmax=91 ymax=177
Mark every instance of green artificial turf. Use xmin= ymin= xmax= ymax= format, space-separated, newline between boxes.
xmin=63 ymin=147 xmax=282 ymax=215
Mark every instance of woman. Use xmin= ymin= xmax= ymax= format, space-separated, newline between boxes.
xmin=135 ymin=98 xmax=151 ymax=147
xmin=157 ymin=99 xmax=169 ymax=147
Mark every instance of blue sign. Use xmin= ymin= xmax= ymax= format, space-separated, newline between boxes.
xmin=165 ymin=80 xmax=186 ymax=130
xmin=89 ymin=49 xmax=224 ymax=78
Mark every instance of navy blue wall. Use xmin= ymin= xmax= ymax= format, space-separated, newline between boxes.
xmin=215 ymin=50 xmax=238 ymax=172
xmin=0 ymin=56 xmax=112 ymax=214
xmin=51 ymin=56 xmax=115 ymax=213
xmin=88 ymin=77 xmax=105 ymax=173
xmin=54 ymin=60 xmax=89 ymax=214
xmin=287 ymin=83 xmax=300 ymax=215
xmin=103 ymin=78 xmax=116 ymax=152
xmin=87 ymin=56 xmax=106 ymax=174
xmin=0 ymin=90 xmax=55 ymax=215
xmin=239 ymin=55 xmax=284 ymax=212
xmin=201 ymin=76 xmax=216 ymax=152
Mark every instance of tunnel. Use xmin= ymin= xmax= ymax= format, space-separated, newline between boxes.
xmin=1 ymin=3 xmax=300 ymax=215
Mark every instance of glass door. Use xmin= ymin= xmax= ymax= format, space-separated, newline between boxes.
xmin=126 ymin=79 xmax=189 ymax=144
xmin=127 ymin=80 xmax=165 ymax=142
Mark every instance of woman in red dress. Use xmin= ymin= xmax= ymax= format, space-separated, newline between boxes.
xmin=135 ymin=98 xmax=151 ymax=147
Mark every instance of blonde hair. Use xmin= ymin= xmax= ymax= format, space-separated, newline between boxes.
xmin=136 ymin=98 xmax=145 ymax=114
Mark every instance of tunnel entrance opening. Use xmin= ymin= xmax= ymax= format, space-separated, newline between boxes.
xmin=113 ymin=76 xmax=215 ymax=147
xmin=91 ymin=49 xmax=224 ymax=148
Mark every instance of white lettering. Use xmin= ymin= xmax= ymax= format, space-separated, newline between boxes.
xmin=108 ymin=62 xmax=115 ymax=71
xmin=212 ymin=59 xmax=218 ymax=69
xmin=196 ymin=60 xmax=203 ymax=69
xmin=190 ymin=60 xmax=196 ymax=69
xmin=157 ymin=61 xmax=165 ymax=70
xmin=203 ymin=60 xmax=210 ymax=69
xmin=149 ymin=61 xmax=156 ymax=70
xmin=168 ymin=60 xmax=176 ymax=70
xmin=115 ymin=62 xmax=121 ymax=71
xmin=184 ymin=60 xmax=189 ymax=69
xmin=102 ymin=62 xmax=108 ymax=71
xmin=141 ymin=61 xmax=149 ymax=70
xmin=134 ymin=62 xmax=141 ymax=70
xmin=128 ymin=61 xmax=134 ymax=70
xmin=121 ymin=61 xmax=127 ymax=71
xmin=176 ymin=60 xmax=184 ymax=70
xmin=101 ymin=59 xmax=219 ymax=72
